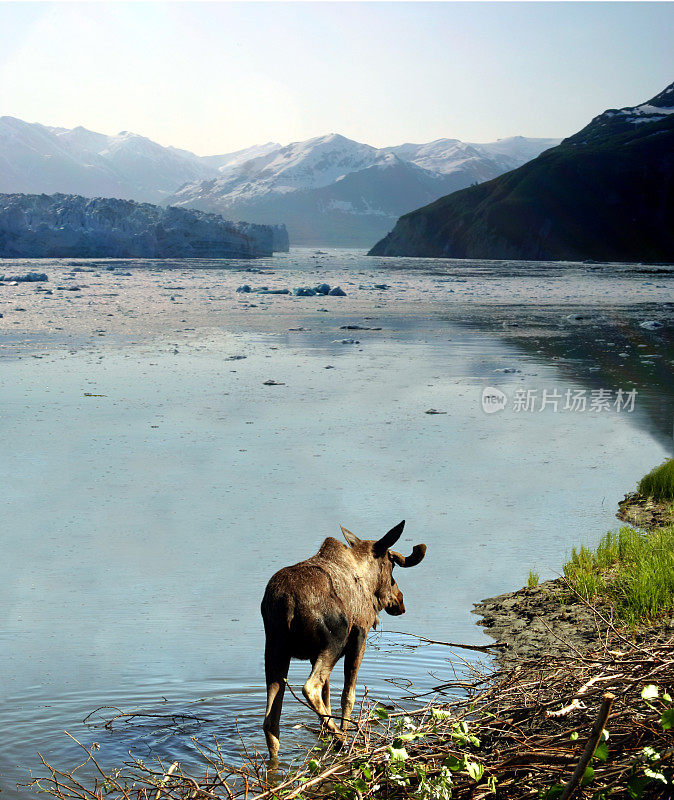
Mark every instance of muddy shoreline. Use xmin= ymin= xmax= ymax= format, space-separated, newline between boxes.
xmin=474 ymin=578 xmax=674 ymax=664
xmin=473 ymin=499 xmax=674 ymax=661
xmin=617 ymin=491 xmax=674 ymax=530
xmin=473 ymin=579 xmax=611 ymax=660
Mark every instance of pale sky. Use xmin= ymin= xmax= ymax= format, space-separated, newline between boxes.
xmin=0 ymin=2 xmax=672 ymax=155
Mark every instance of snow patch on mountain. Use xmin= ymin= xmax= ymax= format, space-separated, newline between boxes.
xmin=568 ymin=83 xmax=674 ymax=143
xmin=202 ymin=142 xmax=282 ymax=173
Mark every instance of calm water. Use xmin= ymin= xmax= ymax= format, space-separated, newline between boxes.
xmin=1 ymin=250 xmax=672 ymax=795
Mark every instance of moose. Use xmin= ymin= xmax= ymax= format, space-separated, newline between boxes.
xmin=261 ymin=520 xmax=426 ymax=762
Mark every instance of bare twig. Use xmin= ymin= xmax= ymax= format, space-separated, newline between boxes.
xmin=559 ymin=692 xmax=615 ymax=800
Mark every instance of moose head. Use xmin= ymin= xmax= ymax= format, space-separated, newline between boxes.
xmin=340 ymin=520 xmax=427 ymax=616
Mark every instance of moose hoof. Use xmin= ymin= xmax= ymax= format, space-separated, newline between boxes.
xmin=265 ymin=759 xmax=281 ymax=781
xmin=331 ymin=729 xmax=347 ymax=749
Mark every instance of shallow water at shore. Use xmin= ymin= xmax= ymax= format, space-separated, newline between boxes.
xmin=1 ymin=249 xmax=673 ymax=795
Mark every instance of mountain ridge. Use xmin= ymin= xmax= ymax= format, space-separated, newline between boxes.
xmin=168 ymin=132 xmax=559 ymax=246
xmin=0 ymin=116 xmax=560 ymax=247
xmin=368 ymin=81 xmax=674 ymax=262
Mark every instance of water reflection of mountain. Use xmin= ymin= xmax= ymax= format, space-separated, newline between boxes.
xmin=464 ymin=306 xmax=674 ymax=451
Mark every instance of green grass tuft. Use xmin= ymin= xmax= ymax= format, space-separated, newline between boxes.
xmin=527 ymin=570 xmax=540 ymax=588
xmin=638 ymin=459 xmax=674 ymax=502
xmin=563 ymin=525 xmax=674 ymax=626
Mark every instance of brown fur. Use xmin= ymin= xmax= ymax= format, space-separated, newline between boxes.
xmin=260 ymin=521 xmax=426 ymax=762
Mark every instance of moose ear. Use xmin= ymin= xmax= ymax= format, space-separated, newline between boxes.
xmin=374 ymin=520 xmax=405 ymax=556
xmin=340 ymin=525 xmax=361 ymax=547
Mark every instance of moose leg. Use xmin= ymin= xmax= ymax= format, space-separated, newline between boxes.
xmin=263 ymin=643 xmax=290 ymax=764
xmin=321 ymin=677 xmax=332 ymax=724
xmin=341 ymin=627 xmax=366 ymax=732
xmin=303 ymin=653 xmax=341 ymax=735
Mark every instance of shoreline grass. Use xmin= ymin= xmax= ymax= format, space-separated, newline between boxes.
xmin=563 ymin=525 xmax=674 ymax=626
xmin=637 ymin=458 xmax=674 ymax=502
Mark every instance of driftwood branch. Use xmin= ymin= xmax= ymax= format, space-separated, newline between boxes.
xmin=396 ymin=630 xmax=508 ymax=652
xmin=559 ymin=692 xmax=615 ymax=800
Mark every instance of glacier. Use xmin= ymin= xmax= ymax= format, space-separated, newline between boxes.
xmin=0 ymin=193 xmax=288 ymax=259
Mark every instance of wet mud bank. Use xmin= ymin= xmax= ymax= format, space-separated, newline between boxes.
xmin=617 ymin=491 xmax=674 ymax=531
xmin=474 ymin=578 xmax=674 ymax=662
xmin=473 ymin=494 xmax=674 ymax=661
xmin=472 ymin=579 xmax=610 ymax=660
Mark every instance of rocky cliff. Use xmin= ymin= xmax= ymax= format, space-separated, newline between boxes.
xmin=0 ymin=193 xmax=288 ymax=258
xmin=369 ymin=82 xmax=674 ymax=262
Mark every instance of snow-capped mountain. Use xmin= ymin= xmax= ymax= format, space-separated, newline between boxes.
xmin=0 ymin=116 xmax=120 ymax=199
xmin=0 ymin=116 xmax=221 ymax=202
xmin=172 ymin=134 xmax=393 ymax=205
xmin=389 ymin=139 xmax=497 ymax=179
xmin=564 ymin=82 xmax=674 ymax=145
xmin=0 ymin=116 xmax=559 ymax=246
xmin=169 ymin=133 xmax=559 ymax=245
xmin=387 ymin=136 xmax=556 ymax=178
xmin=469 ymin=136 xmax=561 ymax=171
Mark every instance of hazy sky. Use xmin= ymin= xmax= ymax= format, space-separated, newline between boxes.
xmin=0 ymin=2 xmax=672 ymax=155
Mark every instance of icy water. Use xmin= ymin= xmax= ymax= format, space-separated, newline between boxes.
xmin=1 ymin=250 xmax=673 ymax=795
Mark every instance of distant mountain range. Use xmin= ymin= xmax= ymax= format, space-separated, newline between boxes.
xmin=0 ymin=116 xmax=251 ymax=204
xmin=169 ymin=134 xmax=559 ymax=246
xmin=0 ymin=116 xmax=558 ymax=247
xmin=369 ymin=82 xmax=674 ymax=262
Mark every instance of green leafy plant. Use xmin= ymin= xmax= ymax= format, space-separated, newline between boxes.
xmin=415 ymin=764 xmax=454 ymax=800
xmin=449 ymin=720 xmax=480 ymax=748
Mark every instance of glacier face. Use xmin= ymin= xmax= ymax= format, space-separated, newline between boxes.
xmin=0 ymin=193 xmax=287 ymax=258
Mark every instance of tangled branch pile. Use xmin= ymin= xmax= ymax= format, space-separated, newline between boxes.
xmin=25 ymin=608 xmax=673 ymax=800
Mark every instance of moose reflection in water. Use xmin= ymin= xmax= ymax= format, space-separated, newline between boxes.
xmin=261 ymin=520 xmax=427 ymax=763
